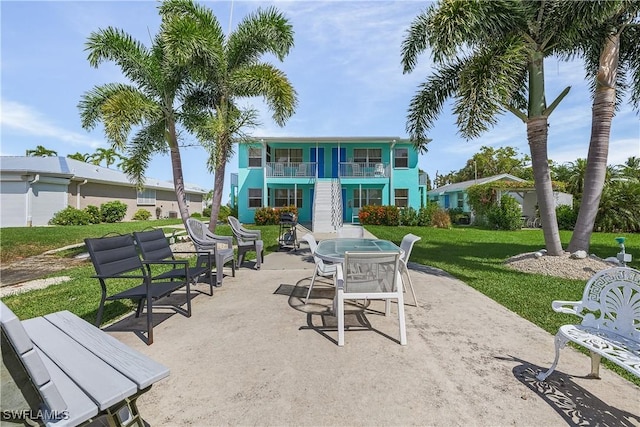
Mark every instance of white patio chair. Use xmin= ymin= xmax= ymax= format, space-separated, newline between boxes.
xmin=301 ymin=234 xmax=337 ymax=304
xmin=335 ymin=251 xmax=406 ymax=346
xmin=337 ymin=226 xmax=364 ymax=238
xmin=274 ymin=162 xmax=285 ymax=176
xmin=351 ymin=207 xmax=360 ymax=223
xmin=399 ymin=233 xmax=421 ymax=307
xmin=185 ymin=218 xmax=236 ymax=290
xmin=228 ymin=216 xmax=264 ymax=269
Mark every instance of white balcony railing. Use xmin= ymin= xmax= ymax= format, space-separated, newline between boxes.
xmin=266 ymin=162 xmax=316 ymax=178
xmin=339 ymin=162 xmax=388 ymax=178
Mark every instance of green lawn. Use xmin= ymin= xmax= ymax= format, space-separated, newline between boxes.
xmin=1 ymin=223 xmax=638 ymax=385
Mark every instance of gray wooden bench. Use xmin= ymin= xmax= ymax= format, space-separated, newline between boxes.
xmin=537 ymin=267 xmax=640 ymax=381
xmin=1 ymin=301 xmax=169 ymax=426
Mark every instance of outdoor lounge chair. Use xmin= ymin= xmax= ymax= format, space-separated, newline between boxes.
xmin=185 ymin=218 xmax=236 ymax=289
xmin=335 ymin=251 xmax=406 ymax=346
xmin=133 ymin=228 xmax=213 ymax=295
xmin=84 ymin=234 xmax=191 ymax=345
xmin=301 ymin=233 xmax=337 ymax=304
xmin=399 ymin=233 xmax=421 ymax=307
xmin=0 ymin=300 xmax=169 ymax=426
xmin=228 ymin=216 xmax=264 ymax=269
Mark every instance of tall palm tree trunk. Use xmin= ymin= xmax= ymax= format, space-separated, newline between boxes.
xmin=528 ymin=117 xmax=564 ymax=255
xmin=167 ymin=121 xmax=191 ymax=223
xmin=568 ymin=33 xmax=619 ymax=253
xmin=209 ymin=165 xmax=225 ymax=233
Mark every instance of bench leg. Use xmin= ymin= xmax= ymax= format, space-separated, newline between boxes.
xmin=537 ymin=333 xmax=568 ymax=381
xmin=588 ymin=351 xmax=602 ymax=379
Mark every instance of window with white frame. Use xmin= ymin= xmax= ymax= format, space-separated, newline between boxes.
xmin=137 ymin=189 xmax=156 ymax=205
xmin=353 ymin=188 xmax=382 ymax=208
xmin=353 ymin=148 xmax=382 ymax=164
xmin=274 ymin=188 xmax=302 ymax=207
xmin=274 ymin=148 xmax=302 ymax=163
xmin=457 ymin=195 xmax=464 ymax=209
xmin=248 ymin=188 xmax=263 ymax=208
xmin=395 ymin=189 xmax=409 ymax=207
xmin=248 ymin=147 xmax=262 ymax=167
xmin=394 ymin=148 xmax=408 ymax=168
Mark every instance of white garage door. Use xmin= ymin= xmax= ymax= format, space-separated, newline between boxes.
xmin=31 ymin=183 xmax=67 ymax=226
xmin=0 ymin=181 xmax=28 ymax=227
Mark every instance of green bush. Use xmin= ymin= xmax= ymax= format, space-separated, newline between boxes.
xmin=190 ymin=212 xmax=202 ymax=218
xmin=218 ymin=205 xmax=231 ymax=222
xmin=431 ymin=207 xmax=452 ymax=228
xmin=487 ymin=195 xmax=522 ymax=230
xmin=132 ymin=209 xmax=152 ymax=221
xmin=556 ymin=205 xmax=577 ymax=230
xmin=49 ymin=206 xmax=92 ymax=226
xmin=84 ymin=205 xmax=101 ymax=224
xmin=399 ymin=207 xmax=419 ymax=226
xmin=202 ymin=207 xmax=212 ymax=219
xmin=254 ymin=206 xmax=298 ymax=225
xmin=100 ymin=200 xmax=127 ymax=223
xmin=417 ymin=203 xmax=438 ymax=226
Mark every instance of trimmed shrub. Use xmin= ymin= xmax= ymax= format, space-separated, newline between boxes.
xmin=254 ymin=206 xmax=299 ymax=225
xmin=84 ymin=205 xmax=101 ymax=224
xmin=417 ymin=203 xmax=438 ymax=226
xmin=49 ymin=206 xmax=91 ymax=226
xmin=202 ymin=207 xmax=211 ymax=218
xmin=132 ymin=209 xmax=152 ymax=221
xmin=399 ymin=207 xmax=419 ymax=226
xmin=556 ymin=205 xmax=578 ymax=230
xmin=218 ymin=205 xmax=231 ymax=222
xmin=190 ymin=212 xmax=202 ymax=218
xmin=486 ymin=195 xmax=522 ymax=230
xmin=431 ymin=207 xmax=452 ymax=228
xmin=100 ymin=200 xmax=127 ymax=223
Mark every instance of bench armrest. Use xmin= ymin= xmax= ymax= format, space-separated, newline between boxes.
xmin=551 ymin=300 xmax=584 ymax=317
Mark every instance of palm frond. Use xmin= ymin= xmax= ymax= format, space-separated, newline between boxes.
xmin=122 ymin=120 xmax=168 ymax=187
xmin=227 ymin=6 xmax=294 ymax=68
xmin=231 ymin=63 xmax=297 ymax=126
xmin=406 ymin=62 xmax=462 ymax=151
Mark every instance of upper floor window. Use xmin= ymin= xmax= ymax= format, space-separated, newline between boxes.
xmin=248 ymin=147 xmax=262 ymax=167
xmin=274 ymin=148 xmax=302 ymax=163
xmin=395 ymin=189 xmax=408 ymax=207
xmin=137 ymin=189 xmax=156 ymax=205
xmin=353 ymin=148 xmax=381 ymax=164
xmin=248 ymin=188 xmax=263 ymax=208
xmin=394 ymin=148 xmax=408 ymax=168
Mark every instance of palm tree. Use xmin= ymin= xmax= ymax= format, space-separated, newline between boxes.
xmin=26 ymin=145 xmax=57 ymax=157
xmin=90 ymin=147 xmax=123 ymax=168
xmin=619 ymin=156 xmax=640 ymax=181
xmin=567 ymin=1 xmax=640 ymax=253
xmin=564 ymin=158 xmax=588 ymax=199
xmin=160 ymin=0 xmax=297 ymax=231
xmin=79 ymin=3 xmax=197 ymax=222
xmin=401 ymin=0 xmax=598 ymax=255
xmin=67 ymin=152 xmax=90 ymax=162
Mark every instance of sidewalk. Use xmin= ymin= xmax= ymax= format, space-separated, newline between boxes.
xmin=110 ymin=245 xmax=639 ymax=426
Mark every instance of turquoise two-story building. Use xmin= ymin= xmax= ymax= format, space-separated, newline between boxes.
xmin=230 ymin=137 xmax=427 ymax=232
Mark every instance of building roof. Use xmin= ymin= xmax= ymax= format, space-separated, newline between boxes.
xmin=0 ymin=156 xmax=206 ymax=194
xmin=246 ymin=136 xmax=414 ymax=144
xmin=431 ymin=173 xmax=526 ymax=194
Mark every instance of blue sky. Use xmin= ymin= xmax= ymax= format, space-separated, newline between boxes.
xmin=2 ymin=1 xmax=639 ymax=203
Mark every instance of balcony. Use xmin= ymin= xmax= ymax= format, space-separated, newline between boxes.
xmin=339 ymin=162 xmax=388 ymax=178
xmin=266 ymin=162 xmax=316 ymax=178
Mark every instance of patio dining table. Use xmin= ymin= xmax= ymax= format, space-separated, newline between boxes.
xmin=314 ymin=238 xmax=403 ymax=264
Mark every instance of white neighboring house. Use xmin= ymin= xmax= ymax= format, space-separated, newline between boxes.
xmin=0 ymin=156 xmax=207 ymax=227
xmin=430 ymin=173 xmax=573 ymax=222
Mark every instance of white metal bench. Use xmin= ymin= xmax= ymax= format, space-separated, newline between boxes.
xmin=1 ymin=301 xmax=169 ymax=426
xmin=537 ymin=267 xmax=640 ymax=381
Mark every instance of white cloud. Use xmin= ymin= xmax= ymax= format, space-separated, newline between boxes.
xmin=0 ymin=99 xmax=103 ymax=149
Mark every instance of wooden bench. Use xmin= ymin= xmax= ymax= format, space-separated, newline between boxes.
xmin=537 ymin=267 xmax=640 ymax=381
xmin=1 ymin=301 xmax=169 ymax=426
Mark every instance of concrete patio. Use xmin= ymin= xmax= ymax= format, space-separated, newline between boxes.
xmin=109 ymin=238 xmax=640 ymax=426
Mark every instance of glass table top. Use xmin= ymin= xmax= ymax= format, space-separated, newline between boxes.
xmin=314 ymin=238 xmax=402 ymax=263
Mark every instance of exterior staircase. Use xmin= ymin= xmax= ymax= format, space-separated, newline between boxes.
xmin=312 ymin=179 xmax=343 ymax=233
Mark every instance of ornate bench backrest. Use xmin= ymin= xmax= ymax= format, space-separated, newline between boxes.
xmin=579 ymin=267 xmax=640 ymax=340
